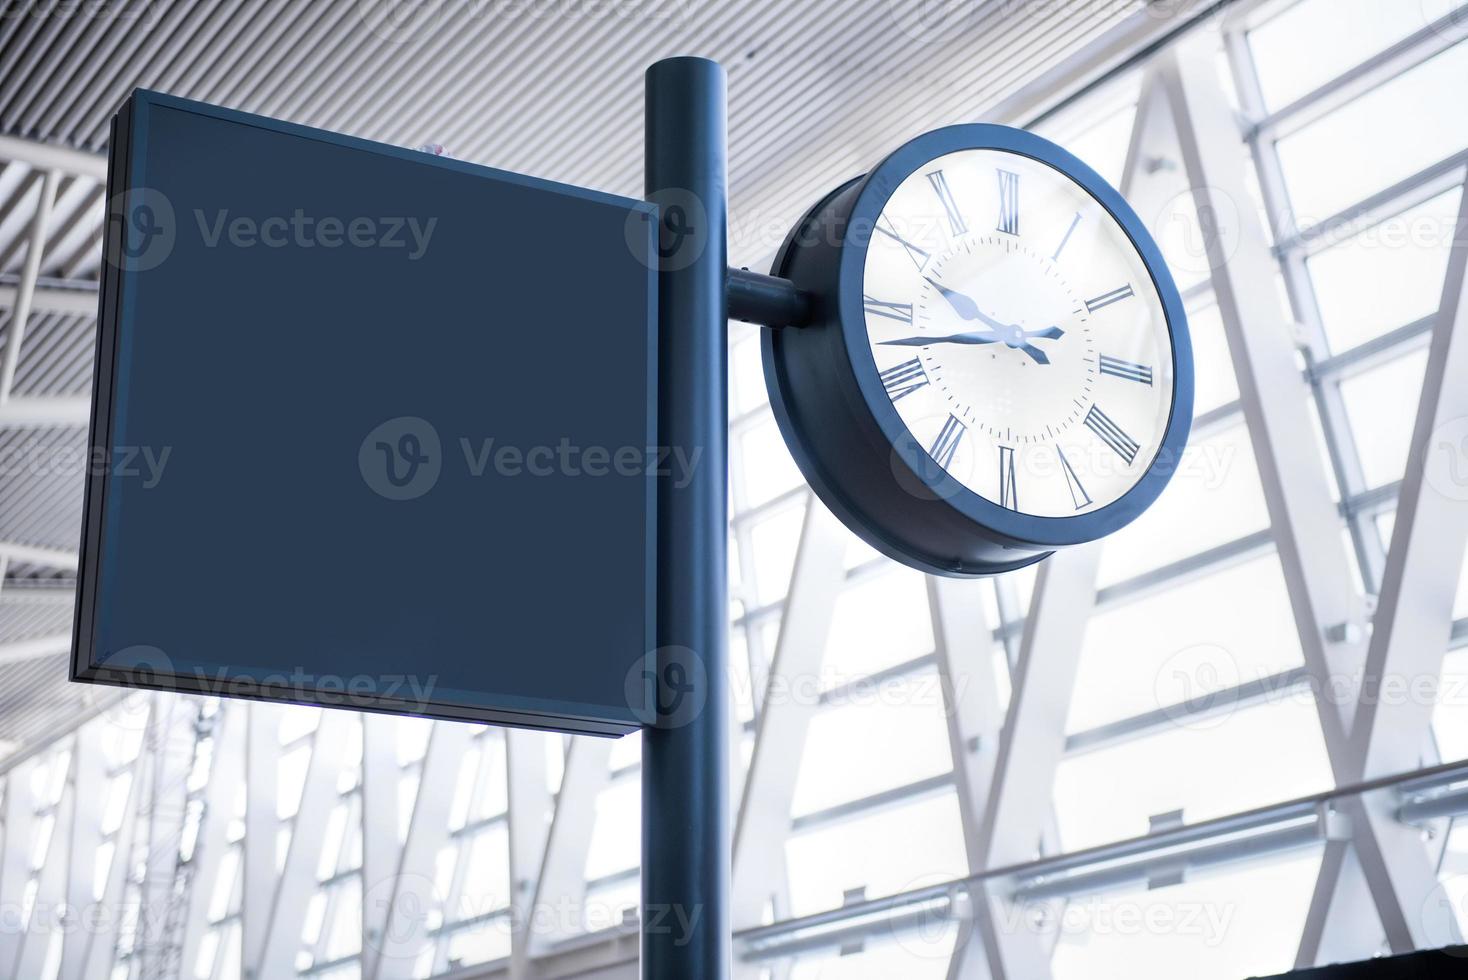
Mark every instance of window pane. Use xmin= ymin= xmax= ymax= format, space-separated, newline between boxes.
xmin=1339 ymin=347 xmax=1429 ymax=489
xmin=749 ymin=501 xmax=808 ymax=605
xmin=785 ymin=792 xmax=967 ymax=918
xmin=1051 ymin=847 xmax=1323 ymax=980
xmin=1096 ymin=421 xmax=1268 ymax=586
xmin=1249 ymin=0 xmax=1462 ymax=109
xmin=792 ymin=671 xmax=954 ymax=817
xmin=1308 ymin=187 xmax=1462 ymax=352
xmin=789 ymin=928 xmax=958 ymax=978
xmin=822 ymin=564 xmax=935 ymax=686
xmin=1276 ymin=41 xmax=1468 ymax=222
xmin=1435 ymin=645 xmax=1468 ymax=763
xmin=1186 ymin=302 xmax=1239 ymax=417
xmin=731 ymin=332 xmax=767 ymax=416
xmin=738 ymin=414 xmax=803 ymax=508
xmin=1054 ymin=697 xmax=1333 ymax=851
xmin=444 ymin=915 xmax=512 ymax=970
xmin=584 ymin=778 xmax=639 ymax=881
xmin=1069 ymin=552 xmax=1304 ymax=734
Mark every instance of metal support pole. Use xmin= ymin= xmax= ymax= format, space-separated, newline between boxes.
xmin=644 ymin=56 xmax=731 ymax=980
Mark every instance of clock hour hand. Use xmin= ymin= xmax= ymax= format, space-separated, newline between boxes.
xmin=925 ymin=277 xmax=1008 ymax=332
xmin=1013 ymin=342 xmax=1052 ymax=366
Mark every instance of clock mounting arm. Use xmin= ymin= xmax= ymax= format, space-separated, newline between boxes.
xmin=726 ymin=266 xmax=813 ymax=328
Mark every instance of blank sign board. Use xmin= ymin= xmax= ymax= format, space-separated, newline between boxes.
xmin=72 ymin=90 xmax=657 ymax=736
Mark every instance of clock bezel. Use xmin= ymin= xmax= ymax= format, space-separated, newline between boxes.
xmin=846 ymin=124 xmax=1191 ymax=546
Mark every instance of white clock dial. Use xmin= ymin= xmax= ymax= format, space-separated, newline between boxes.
xmin=862 ymin=147 xmax=1175 ymax=518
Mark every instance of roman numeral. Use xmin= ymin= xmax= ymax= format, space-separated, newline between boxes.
xmin=863 ymin=295 xmax=914 ymax=323
xmin=926 ymin=169 xmax=967 ymax=236
xmin=998 ymin=445 xmax=1018 ymax=510
xmin=996 ymin=169 xmax=1020 ymax=236
xmin=1084 ymin=283 xmax=1135 ymax=313
xmin=876 ymin=218 xmax=930 ymax=271
xmin=1084 ymin=404 xmax=1140 ymax=465
xmin=1057 ymin=447 xmax=1092 ymax=510
xmin=1052 ymin=212 xmax=1081 ymax=261
xmin=1099 ymin=355 xmax=1153 ymax=385
xmin=929 ymin=414 xmax=966 ymax=469
xmin=879 ymin=358 xmax=928 ymax=402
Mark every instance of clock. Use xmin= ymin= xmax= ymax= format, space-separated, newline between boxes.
xmin=762 ymin=124 xmax=1192 ymax=576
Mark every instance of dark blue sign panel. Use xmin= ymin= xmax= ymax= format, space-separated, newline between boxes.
xmin=73 ymin=91 xmax=658 ymax=736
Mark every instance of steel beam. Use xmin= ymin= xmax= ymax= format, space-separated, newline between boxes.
xmin=360 ymin=714 xmax=398 ymax=980
xmin=242 ymin=703 xmax=282 ymax=979
xmin=1333 ymin=183 xmax=1468 ymax=954
xmin=1157 ymin=41 xmax=1460 ymax=962
xmin=0 ymin=757 xmax=37 ymax=972
xmin=1351 ymin=187 xmax=1468 ymax=782
xmin=0 ymin=541 xmax=78 ymax=571
xmin=970 ymin=546 xmax=1099 ymax=980
xmin=0 ymin=632 xmax=72 ymax=666
xmin=1 ymin=168 xmax=60 ymax=404
xmin=256 ymin=711 xmax=351 ymax=978
xmin=80 ymin=747 xmax=141 ymax=980
xmin=15 ymin=744 xmax=79 ymax=977
xmin=527 ymin=736 xmax=614 ymax=955
xmin=731 ymin=500 xmax=847 ymax=935
xmin=0 ymin=395 xmax=91 ymax=428
xmin=372 ymin=720 xmax=476 ymax=980
xmin=179 ymin=702 xmax=246 ymax=980
xmin=0 ymin=284 xmax=96 ymax=317
xmin=927 ymin=576 xmax=1003 ymax=980
xmin=432 ymin=734 xmax=497 ymax=975
xmin=0 ymin=134 xmax=107 ymax=181
xmin=505 ymin=730 xmax=552 ymax=980
xmin=138 ymin=695 xmax=198 ymax=977
xmin=57 ymin=723 xmax=106 ymax=980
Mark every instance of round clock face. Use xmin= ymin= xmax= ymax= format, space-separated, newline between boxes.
xmin=862 ymin=147 xmax=1175 ymax=519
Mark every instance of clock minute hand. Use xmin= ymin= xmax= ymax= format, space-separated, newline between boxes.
xmin=879 ymin=331 xmax=1001 ymax=347
xmin=880 ymin=326 xmax=1063 ymax=366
